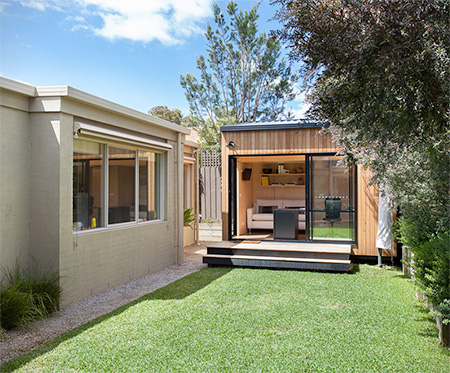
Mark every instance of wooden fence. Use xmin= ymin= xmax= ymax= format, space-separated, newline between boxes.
xmin=200 ymin=150 xmax=222 ymax=222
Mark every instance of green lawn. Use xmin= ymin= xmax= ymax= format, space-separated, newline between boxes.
xmin=2 ymin=266 xmax=449 ymax=372
xmin=312 ymin=226 xmax=353 ymax=239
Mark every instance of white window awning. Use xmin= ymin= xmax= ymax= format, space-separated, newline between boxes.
xmin=74 ymin=120 xmax=172 ymax=151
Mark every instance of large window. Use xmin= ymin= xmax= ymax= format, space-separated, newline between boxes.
xmin=139 ymin=150 xmax=161 ymax=221
xmin=73 ymin=138 xmax=165 ymax=231
xmin=108 ymin=147 xmax=136 ymax=224
xmin=73 ymin=139 xmax=104 ymax=230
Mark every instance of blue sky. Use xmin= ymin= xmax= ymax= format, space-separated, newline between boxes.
xmin=1 ymin=0 xmax=308 ymax=117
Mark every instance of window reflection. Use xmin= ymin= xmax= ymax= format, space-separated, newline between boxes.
xmin=73 ymin=139 xmax=104 ymax=230
xmin=311 ymin=156 xmax=355 ymax=241
xmin=108 ymin=147 xmax=136 ymax=224
xmin=139 ymin=151 xmax=159 ymax=221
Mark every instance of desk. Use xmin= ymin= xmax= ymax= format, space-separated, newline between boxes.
xmin=274 ymin=209 xmax=299 ymax=240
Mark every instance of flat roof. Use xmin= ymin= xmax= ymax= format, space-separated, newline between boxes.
xmin=0 ymin=76 xmax=190 ymax=135
xmin=220 ymin=119 xmax=328 ymax=132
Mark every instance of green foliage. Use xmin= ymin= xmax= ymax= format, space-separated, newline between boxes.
xmin=0 ymin=285 xmax=39 ymax=331
xmin=273 ymin=0 xmax=450 ymax=325
xmin=1 ymin=264 xmax=61 ymax=331
xmin=180 ymin=1 xmax=298 ymax=147
xmin=183 ymin=207 xmax=195 ymax=228
xmin=3 ymin=267 xmax=450 ymax=371
xmin=399 ymin=220 xmax=450 ymax=324
xmin=148 ymin=105 xmax=191 ymax=127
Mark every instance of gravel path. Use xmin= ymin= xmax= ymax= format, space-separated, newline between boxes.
xmin=0 ymin=243 xmax=208 ymax=364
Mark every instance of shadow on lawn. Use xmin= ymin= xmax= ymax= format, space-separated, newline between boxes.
xmin=413 ymin=304 xmax=440 ymax=339
xmin=0 ymin=267 xmax=232 ymax=372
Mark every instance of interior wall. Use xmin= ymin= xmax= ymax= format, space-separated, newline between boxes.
xmin=235 ymin=156 xmax=306 ymax=235
xmin=251 ymin=160 xmax=306 ymax=203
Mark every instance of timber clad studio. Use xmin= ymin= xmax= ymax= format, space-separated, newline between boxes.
xmin=203 ymin=120 xmax=395 ymax=272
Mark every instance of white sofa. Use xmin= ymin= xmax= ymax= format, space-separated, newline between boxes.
xmin=247 ymin=199 xmax=306 ymax=231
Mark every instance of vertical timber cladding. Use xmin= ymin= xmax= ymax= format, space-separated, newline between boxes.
xmin=227 ymin=128 xmax=339 ymax=154
xmin=222 ymin=126 xmax=383 ymax=257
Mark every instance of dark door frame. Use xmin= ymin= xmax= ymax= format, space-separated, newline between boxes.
xmin=228 ymin=152 xmax=357 ymax=244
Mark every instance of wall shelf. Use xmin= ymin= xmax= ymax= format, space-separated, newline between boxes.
xmin=261 ymin=172 xmax=306 ymax=187
xmin=262 ymin=173 xmax=305 ymax=176
xmin=261 ymin=185 xmax=305 ymax=188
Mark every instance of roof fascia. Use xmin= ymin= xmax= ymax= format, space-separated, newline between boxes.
xmin=0 ymin=76 xmax=36 ymax=97
xmin=34 ymin=85 xmax=190 ymax=134
xmin=220 ymin=121 xmax=327 ymax=132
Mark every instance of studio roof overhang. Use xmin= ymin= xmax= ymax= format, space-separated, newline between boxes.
xmin=220 ymin=119 xmax=329 ymax=132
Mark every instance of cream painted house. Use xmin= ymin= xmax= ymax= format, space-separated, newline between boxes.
xmin=0 ymin=77 xmax=198 ymax=305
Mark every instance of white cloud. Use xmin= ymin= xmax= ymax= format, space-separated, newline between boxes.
xmin=18 ymin=0 xmax=213 ymax=45
xmin=0 ymin=1 xmax=11 ymax=13
xmin=289 ymin=90 xmax=311 ymax=119
xmin=19 ymin=0 xmax=66 ymax=12
xmin=20 ymin=0 xmax=46 ymax=11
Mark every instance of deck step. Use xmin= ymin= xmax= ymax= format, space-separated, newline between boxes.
xmin=206 ymin=241 xmax=351 ymax=254
xmin=203 ymin=241 xmax=351 ymax=272
xmin=203 ymin=254 xmax=350 ymax=264
xmin=207 ymin=247 xmax=349 ymax=261
xmin=203 ymin=256 xmax=350 ymax=272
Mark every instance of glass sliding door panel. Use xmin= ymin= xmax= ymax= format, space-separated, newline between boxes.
xmin=310 ymin=155 xmax=355 ymax=242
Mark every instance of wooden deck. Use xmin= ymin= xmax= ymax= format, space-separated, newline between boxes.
xmin=203 ymin=241 xmax=351 ymax=272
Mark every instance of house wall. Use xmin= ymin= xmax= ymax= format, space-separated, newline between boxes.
xmin=28 ymin=112 xmax=70 ymax=276
xmin=222 ymin=128 xmax=386 ymax=257
xmin=23 ymin=100 xmax=181 ymax=305
xmin=59 ymin=102 xmax=179 ymax=305
xmin=0 ymin=91 xmax=32 ymax=273
xmin=64 ymin=144 xmax=177 ymax=304
xmin=182 ymin=142 xmax=199 ymax=247
xmin=1 ymin=78 xmax=192 ymax=306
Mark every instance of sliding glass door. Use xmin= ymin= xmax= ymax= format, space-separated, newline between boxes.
xmin=308 ymin=155 xmax=356 ymax=242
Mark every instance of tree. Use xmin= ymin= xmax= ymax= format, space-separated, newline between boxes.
xmin=180 ymin=1 xmax=298 ymax=147
xmin=149 ymin=106 xmax=190 ymax=126
xmin=273 ymin=0 xmax=450 ymax=325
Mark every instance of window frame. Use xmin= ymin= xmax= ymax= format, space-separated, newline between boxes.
xmin=73 ymin=136 xmax=168 ymax=234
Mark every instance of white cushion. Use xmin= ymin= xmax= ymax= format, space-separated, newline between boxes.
xmin=282 ymin=199 xmax=306 ymax=208
xmin=252 ymin=213 xmax=274 ymax=221
xmin=256 ymin=199 xmax=283 ymax=210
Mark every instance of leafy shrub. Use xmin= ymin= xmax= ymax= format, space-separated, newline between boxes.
xmin=0 ymin=264 xmax=61 ymax=331
xmin=184 ymin=207 xmax=195 ymax=228
xmin=399 ymin=219 xmax=450 ymax=324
